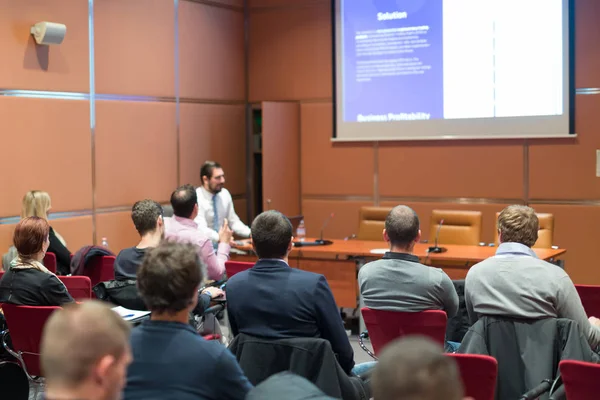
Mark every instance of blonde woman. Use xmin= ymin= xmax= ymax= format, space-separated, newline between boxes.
xmin=21 ymin=190 xmax=72 ymax=275
xmin=0 ymin=217 xmax=73 ymax=306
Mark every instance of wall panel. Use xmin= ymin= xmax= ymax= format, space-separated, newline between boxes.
xmin=179 ymin=1 xmax=244 ymax=100
xmin=575 ymin=0 xmax=600 ymax=88
xmin=0 ymin=97 xmax=92 ymax=217
xmin=95 ymin=101 xmax=177 ymax=208
xmin=302 ymin=199 xmax=373 ymax=239
xmin=51 ymin=216 xmax=94 ymax=253
xmin=301 ymin=103 xmax=374 ymax=196
xmin=0 ymin=0 xmax=89 ymax=92
xmin=179 ymin=103 xmax=246 ymax=194
xmin=96 ymin=211 xmax=139 ymax=253
xmin=94 ymin=0 xmax=175 ymax=96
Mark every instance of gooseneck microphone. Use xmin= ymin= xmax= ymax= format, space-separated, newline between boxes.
xmin=294 ymin=213 xmax=334 ymax=247
xmin=427 ymin=219 xmax=447 ymax=253
xmin=318 ymin=213 xmax=335 ymax=243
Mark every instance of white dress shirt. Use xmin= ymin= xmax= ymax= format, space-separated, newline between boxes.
xmin=194 ymin=186 xmax=251 ymax=242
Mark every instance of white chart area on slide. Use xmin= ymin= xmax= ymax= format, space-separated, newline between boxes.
xmin=442 ymin=0 xmax=564 ymax=119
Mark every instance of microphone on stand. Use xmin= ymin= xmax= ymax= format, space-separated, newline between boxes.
xmin=317 ymin=213 xmax=335 ymax=244
xmin=427 ymin=219 xmax=447 ymax=253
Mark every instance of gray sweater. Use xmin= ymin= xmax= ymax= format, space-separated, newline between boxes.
xmin=465 ymin=242 xmax=600 ymax=349
xmin=358 ymin=252 xmax=459 ymax=317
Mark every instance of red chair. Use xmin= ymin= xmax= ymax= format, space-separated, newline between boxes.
xmin=575 ymin=284 xmax=600 ymax=318
xmin=448 ymin=353 xmax=497 ymax=400
xmin=59 ymin=276 xmax=92 ymax=300
xmin=1 ymin=304 xmax=61 ymax=391
xmin=43 ymin=252 xmax=57 ymax=274
xmin=225 ymin=261 xmax=254 ymax=279
xmin=360 ymin=308 xmax=447 ymax=357
xmin=83 ymin=255 xmax=116 ymax=287
xmin=559 ymin=360 xmax=600 ymax=399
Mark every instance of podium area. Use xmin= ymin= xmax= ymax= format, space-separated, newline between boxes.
xmin=231 ymin=239 xmax=566 ymax=308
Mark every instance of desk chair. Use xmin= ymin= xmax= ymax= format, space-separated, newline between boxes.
xmin=448 ymin=353 xmax=497 ymax=400
xmin=59 ymin=276 xmax=92 ymax=300
xmin=559 ymin=360 xmax=600 ymax=400
xmin=42 ymin=252 xmax=57 ymax=274
xmin=359 ymin=308 xmax=447 ymax=358
xmin=225 ymin=261 xmax=254 ymax=279
xmin=494 ymin=212 xmax=554 ymax=248
xmin=83 ymin=255 xmax=116 ymax=288
xmin=2 ymin=304 xmax=61 ymax=397
xmin=356 ymin=206 xmax=391 ymax=241
xmin=574 ymin=285 xmax=600 ymax=318
xmin=429 ymin=210 xmax=483 ymax=246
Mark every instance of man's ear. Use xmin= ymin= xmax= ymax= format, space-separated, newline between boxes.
xmin=415 ymin=229 xmax=422 ymax=244
xmin=383 ymin=229 xmax=390 ymax=243
xmin=288 ymin=237 xmax=294 ymax=252
xmin=94 ymin=354 xmax=116 ymax=386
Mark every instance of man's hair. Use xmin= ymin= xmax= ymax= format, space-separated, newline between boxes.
xmin=170 ymin=184 xmax=197 ymax=219
xmin=385 ymin=205 xmax=420 ymax=248
xmin=372 ymin=336 xmax=464 ymax=400
xmin=137 ymin=241 xmax=202 ymax=314
xmin=41 ymin=301 xmax=130 ymax=387
xmin=498 ymin=205 xmax=539 ymax=247
xmin=131 ymin=199 xmax=163 ymax=236
xmin=251 ymin=211 xmax=293 ymax=259
xmin=14 ymin=216 xmax=50 ymax=259
xmin=200 ymin=160 xmax=222 ymax=183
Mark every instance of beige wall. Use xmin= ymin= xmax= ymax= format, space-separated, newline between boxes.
xmin=248 ymin=0 xmax=600 ymax=285
xmin=0 ymin=0 xmax=246 ymax=254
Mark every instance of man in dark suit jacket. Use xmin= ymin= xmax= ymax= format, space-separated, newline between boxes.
xmin=226 ymin=211 xmax=355 ymax=375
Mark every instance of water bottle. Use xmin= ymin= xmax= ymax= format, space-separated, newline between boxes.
xmin=296 ymin=220 xmax=306 ymax=242
xmin=101 ymin=237 xmax=109 ymax=248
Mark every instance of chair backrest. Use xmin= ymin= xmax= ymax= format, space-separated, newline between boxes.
xmin=43 ymin=252 xmax=57 ymax=273
xmin=429 ymin=210 xmax=482 ymax=246
xmin=59 ymin=276 xmax=92 ymax=300
xmin=494 ymin=212 xmax=554 ymax=248
xmin=361 ymin=308 xmax=447 ymax=355
xmin=84 ymin=256 xmax=116 ymax=287
xmin=559 ymin=360 xmax=600 ymax=399
xmin=2 ymin=304 xmax=61 ymax=377
xmin=448 ymin=353 xmax=497 ymax=400
xmin=225 ymin=261 xmax=254 ymax=279
xmin=574 ymin=285 xmax=600 ymax=318
xmin=357 ymin=206 xmax=391 ymax=241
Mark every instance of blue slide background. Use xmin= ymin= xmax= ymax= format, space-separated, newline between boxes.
xmin=342 ymin=0 xmax=444 ymax=121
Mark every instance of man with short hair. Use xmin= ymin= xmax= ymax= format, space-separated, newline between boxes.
xmin=372 ymin=336 xmax=469 ymax=400
xmin=125 ymin=241 xmax=252 ymax=400
xmin=465 ymin=205 xmax=600 ymax=348
xmin=114 ymin=199 xmax=165 ymax=281
xmin=195 ymin=161 xmax=251 ymax=242
xmin=41 ymin=301 xmax=132 ymax=400
xmin=226 ymin=211 xmax=359 ymax=375
xmin=165 ymin=184 xmax=232 ymax=280
xmin=358 ymin=205 xmax=459 ymax=316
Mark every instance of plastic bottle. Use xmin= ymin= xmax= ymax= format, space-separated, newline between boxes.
xmin=101 ymin=237 xmax=109 ymax=248
xmin=296 ymin=220 xmax=306 ymax=242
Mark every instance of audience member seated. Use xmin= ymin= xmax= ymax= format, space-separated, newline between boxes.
xmin=21 ymin=190 xmax=72 ymax=275
xmin=165 ymin=184 xmax=232 ymax=280
xmin=465 ymin=205 xmax=600 ymax=349
xmin=0 ymin=217 xmax=73 ymax=306
xmin=226 ymin=210 xmax=373 ymax=376
xmin=359 ymin=205 xmax=459 ymax=316
xmin=372 ymin=336 xmax=470 ymax=400
xmin=125 ymin=241 xmax=252 ymax=400
xmin=41 ymin=301 xmax=132 ymax=400
xmin=195 ymin=161 xmax=251 ymax=242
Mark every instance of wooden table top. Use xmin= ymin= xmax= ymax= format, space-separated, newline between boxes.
xmin=234 ymin=239 xmax=566 ymax=263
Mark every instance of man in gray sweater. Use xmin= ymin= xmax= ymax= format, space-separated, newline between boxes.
xmin=465 ymin=205 xmax=600 ymax=349
xmin=358 ymin=206 xmax=459 ymax=317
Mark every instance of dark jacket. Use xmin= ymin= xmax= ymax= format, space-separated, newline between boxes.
xmin=0 ymin=268 xmax=73 ymax=306
xmin=246 ymin=372 xmax=337 ymax=400
xmin=70 ymin=246 xmax=114 ymax=276
xmin=229 ymin=334 xmax=369 ymax=400
xmin=225 ymin=259 xmax=355 ymax=374
xmin=48 ymin=227 xmax=72 ymax=275
xmin=458 ymin=316 xmax=600 ymax=400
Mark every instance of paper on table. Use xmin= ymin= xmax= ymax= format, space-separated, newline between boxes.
xmin=112 ymin=306 xmax=150 ymax=321
xmin=369 ymin=248 xmax=387 ymax=254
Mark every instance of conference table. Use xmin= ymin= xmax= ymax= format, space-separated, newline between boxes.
xmin=231 ymin=239 xmax=566 ymax=308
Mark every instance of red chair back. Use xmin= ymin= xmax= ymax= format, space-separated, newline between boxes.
xmin=42 ymin=252 xmax=57 ymax=274
xmin=448 ymin=353 xmax=497 ymax=400
xmin=225 ymin=261 xmax=254 ymax=279
xmin=559 ymin=360 xmax=600 ymax=399
xmin=2 ymin=304 xmax=61 ymax=377
xmin=575 ymin=284 xmax=600 ymax=318
xmin=361 ymin=308 xmax=447 ymax=355
xmin=59 ymin=276 xmax=92 ymax=300
xmin=83 ymin=256 xmax=116 ymax=287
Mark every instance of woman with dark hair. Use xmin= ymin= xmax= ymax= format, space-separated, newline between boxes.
xmin=0 ymin=217 xmax=73 ymax=306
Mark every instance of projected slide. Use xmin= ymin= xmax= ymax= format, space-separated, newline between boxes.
xmin=335 ymin=0 xmax=571 ymax=140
